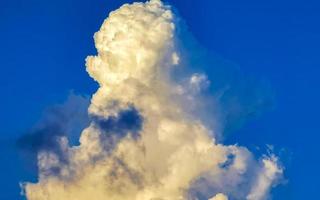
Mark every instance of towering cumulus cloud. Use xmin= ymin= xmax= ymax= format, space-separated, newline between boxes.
xmin=22 ymin=0 xmax=283 ymax=199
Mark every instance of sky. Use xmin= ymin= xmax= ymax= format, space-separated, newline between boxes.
xmin=0 ymin=0 xmax=319 ymax=199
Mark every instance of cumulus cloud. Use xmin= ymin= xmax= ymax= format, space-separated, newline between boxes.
xmin=22 ymin=0 xmax=283 ymax=200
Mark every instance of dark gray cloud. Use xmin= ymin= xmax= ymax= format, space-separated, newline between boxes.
xmin=17 ymin=124 xmax=65 ymax=154
xmin=92 ymin=106 xmax=143 ymax=139
xmin=91 ymin=106 xmax=143 ymax=152
xmin=16 ymin=92 xmax=90 ymax=158
xmin=16 ymin=94 xmax=144 ymax=178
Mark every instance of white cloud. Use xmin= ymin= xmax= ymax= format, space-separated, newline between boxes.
xmin=209 ymin=193 xmax=228 ymax=200
xmin=247 ymin=156 xmax=283 ymax=200
xmin=189 ymin=73 xmax=210 ymax=92
xmin=22 ymin=1 xmax=283 ymax=200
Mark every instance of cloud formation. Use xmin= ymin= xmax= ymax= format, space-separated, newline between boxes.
xmin=17 ymin=93 xmax=89 ymax=154
xmin=22 ymin=1 xmax=282 ymax=199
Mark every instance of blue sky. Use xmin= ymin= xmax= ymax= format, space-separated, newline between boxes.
xmin=1 ymin=0 xmax=319 ymax=199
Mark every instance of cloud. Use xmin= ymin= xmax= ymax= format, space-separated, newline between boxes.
xmin=165 ymin=17 xmax=274 ymax=139
xmin=208 ymin=193 xmax=228 ymax=200
xmin=247 ymin=156 xmax=283 ymax=200
xmin=92 ymin=106 xmax=143 ymax=139
xmin=21 ymin=1 xmax=283 ymax=200
xmin=17 ymin=92 xmax=90 ymax=162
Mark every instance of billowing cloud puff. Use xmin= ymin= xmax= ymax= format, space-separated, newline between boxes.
xmin=22 ymin=0 xmax=283 ymax=200
xmin=209 ymin=193 xmax=228 ymax=200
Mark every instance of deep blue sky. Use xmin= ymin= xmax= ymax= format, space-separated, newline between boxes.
xmin=1 ymin=0 xmax=319 ymax=199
